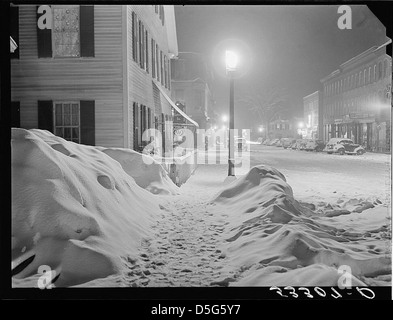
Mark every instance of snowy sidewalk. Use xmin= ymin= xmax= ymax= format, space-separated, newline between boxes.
xmin=123 ymin=164 xmax=239 ymax=287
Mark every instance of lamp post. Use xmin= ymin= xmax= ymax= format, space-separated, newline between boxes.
xmin=226 ymin=50 xmax=238 ymax=176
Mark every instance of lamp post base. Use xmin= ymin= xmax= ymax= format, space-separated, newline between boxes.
xmin=228 ymin=159 xmax=235 ymax=176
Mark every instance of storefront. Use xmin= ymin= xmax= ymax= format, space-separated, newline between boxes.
xmin=324 ymin=113 xmax=390 ymax=152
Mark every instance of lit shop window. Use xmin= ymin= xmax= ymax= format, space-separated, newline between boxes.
xmin=54 ymin=102 xmax=80 ymax=143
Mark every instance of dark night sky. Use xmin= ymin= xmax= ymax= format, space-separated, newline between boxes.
xmin=174 ymin=5 xmax=388 ymax=129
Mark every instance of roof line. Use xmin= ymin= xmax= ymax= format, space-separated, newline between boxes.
xmin=303 ymin=91 xmax=319 ymax=100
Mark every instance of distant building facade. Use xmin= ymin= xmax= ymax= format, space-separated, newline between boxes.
xmin=171 ymin=52 xmax=216 ymax=129
xmin=268 ymin=118 xmax=296 ymax=139
xmin=321 ymin=41 xmax=391 ymax=152
xmin=303 ymin=91 xmax=321 ymax=139
xmin=10 ymin=4 xmax=191 ymax=151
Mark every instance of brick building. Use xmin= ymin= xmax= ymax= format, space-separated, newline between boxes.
xmin=321 ymin=40 xmax=391 ymax=152
xmin=10 ymin=4 xmax=193 ymax=151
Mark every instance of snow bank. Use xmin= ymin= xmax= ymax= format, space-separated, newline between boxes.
xmin=213 ymin=165 xmax=391 ymax=286
xmin=96 ymin=147 xmax=179 ymax=195
xmin=11 ymin=129 xmax=163 ymax=287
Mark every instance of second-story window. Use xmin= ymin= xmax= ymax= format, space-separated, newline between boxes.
xmin=159 ymin=5 xmax=165 ymax=25
xmin=145 ymin=30 xmax=149 ymax=73
xmin=167 ymin=59 xmax=171 ymax=90
xmin=132 ymin=12 xmax=138 ymax=63
xmin=53 ymin=6 xmax=80 ymax=57
xmin=164 ymin=55 xmax=168 ymax=88
xmin=378 ymin=61 xmax=382 ymax=80
xmin=151 ymin=39 xmax=156 ymax=78
xmin=37 ymin=5 xmax=94 ymax=58
xmin=373 ymin=64 xmax=377 ymax=82
xmin=363 ymin=69 xmax=366 ymax=85
xmin=156 ymin=44 xmax=160 ymax=82
xmin=160 ymin=50 xmax=164 ymax=85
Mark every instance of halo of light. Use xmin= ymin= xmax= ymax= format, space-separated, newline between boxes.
xmin=211 ymin=38 xmax=254 ymax=80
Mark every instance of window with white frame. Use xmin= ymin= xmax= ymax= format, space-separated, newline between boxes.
xmin=54 ymin=102 xmax=80 ymax=143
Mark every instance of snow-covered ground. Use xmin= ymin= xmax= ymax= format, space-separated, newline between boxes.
xmin=11 ymin=129 xmax=174 ymax=287
xmin=11 ymin=130 xmax=391 ymax=287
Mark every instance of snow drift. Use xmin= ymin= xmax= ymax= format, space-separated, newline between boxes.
xmin=214 ymin=165 xmax=391 ymax=286
xmin=96 ymin=147 xmax=179 ymax=195
xmin=11 ymin=129 xmax=173 ymax=287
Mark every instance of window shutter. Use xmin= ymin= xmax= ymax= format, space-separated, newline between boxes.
xmin=151 ymin=39 xmax=155 ymax=78
xmin=80 ymin=100 xmax=95 ymax=145
xmin=80 ymin=5 xmax=95 ymax=57
xmin=36 ymin=6 xmax=52 ymax=58
xmin=11 ymin=102 xmax=20 ymax=128
xmin=141 ymin=24 xmax=145 ymax=69
xmin=168 ymin=59 xmax=171 ymax=90
xmin=160 ymin=51 xmax=164 ymax=85
xmin=133 ymin=102 xmax=138 ymax=149
xmin=145 ymin=30 xmax=149 ymax=73
xmin=38 ymin=100 xmax=53 ymax=132
xmin=132 ymin=12 xmax=136 ymax=61
xmin=138 ymin=20 xmax=143 ymax=68
xmin=156 ymin=45 xmax=160 ymax=82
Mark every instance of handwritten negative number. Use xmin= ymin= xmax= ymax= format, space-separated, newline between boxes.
xmin=269 ymin=286 xmax=288 ymax=297
xmin=298 ymin=287 xmax=313 ymax=298
xmin=284 ymin=286 xmax=298 ymax=298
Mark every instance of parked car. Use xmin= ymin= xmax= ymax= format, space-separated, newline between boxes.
xmin=291 ymin=139 xmax=307 ymax=150
xmin=257 ymin=137 xmax=264 ymax=144
xmin=235 ymin=137 xmax=249 ymax=151
xmin=325 ymin=138 xmax=366 ymax=155
xmin=262 ymin=138 xmax=271 ymax=145
xmin=275 ymin=139 xmax=283 ymax=147
xmin=291 ymin=139 xmax=302 ymax=150
xmin=280 ymin=138 xmax=292 ymax=149
xmin=283 ymin=139 xmax=296 ymax=149
xmin=305 ymin=139 xmax=326 ymax=152
xmin=298 ymin=139 xmax=309 ymax=150
xmin=268 ymin=138 xmax=280 ymax=146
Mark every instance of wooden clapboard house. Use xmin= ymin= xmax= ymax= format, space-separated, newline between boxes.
xmin=11 ymin=4 xmax=186 ymax=150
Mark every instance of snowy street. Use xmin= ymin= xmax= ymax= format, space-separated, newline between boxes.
xmin=118 ymin=146 xmax=391 ymax=287
xmin=249 ymin=145 xmax=391 ymax=206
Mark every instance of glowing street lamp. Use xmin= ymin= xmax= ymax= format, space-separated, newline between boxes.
xmin=222 ymin=115 xmax=228 ymax=122
xmin=258 ymin=127 xmax=263 ymax=133
xmin=298 ymin=122 xmax=304 ymax=129
xmin=226 ymin=50 xmax=238 ymax=72
xmin=225 ymin=50 xmax=238 ymax=177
